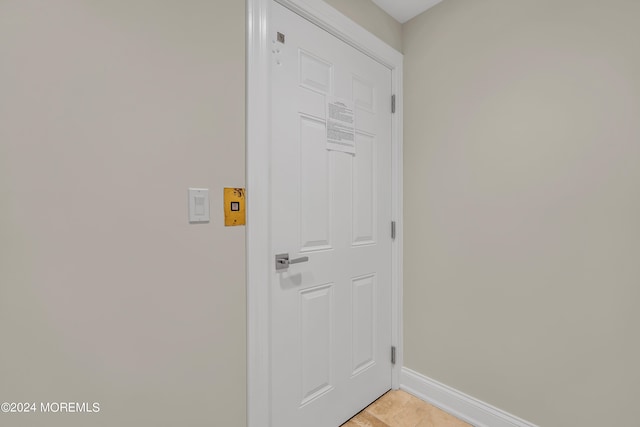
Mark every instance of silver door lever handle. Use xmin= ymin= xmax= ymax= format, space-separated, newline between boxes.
xmin=275 ymin=253 xmax=309 ymax=270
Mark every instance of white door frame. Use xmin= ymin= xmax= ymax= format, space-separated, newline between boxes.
xmin=246 ymin=1 xmax=403 ymax=425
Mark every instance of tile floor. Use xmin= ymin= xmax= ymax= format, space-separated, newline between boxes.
xmin=341 ymin=390 xmax=472 ymax=427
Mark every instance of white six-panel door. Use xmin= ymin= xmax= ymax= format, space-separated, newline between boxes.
xmin=270 ymin=2 xmax=394 ymax=426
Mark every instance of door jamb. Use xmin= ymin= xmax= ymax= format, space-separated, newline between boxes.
xmin=246 ymin=1 xmax=403 ymax=425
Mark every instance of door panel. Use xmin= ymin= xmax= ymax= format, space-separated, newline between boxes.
xmin=300 ymin=283 xmax=334 ymax=404
xmin=270 ymin=2 xmax=393 ymax=426
xmin=351 ymin=273 xmax=376 ymax=375
xmin=352 ymin=133 xmax=377 ymax=245
xmin=300 ymin=115 xmax=332 ymax=251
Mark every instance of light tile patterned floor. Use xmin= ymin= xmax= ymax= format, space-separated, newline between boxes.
xmin=341 ymin=390 xmax=472 ymax=427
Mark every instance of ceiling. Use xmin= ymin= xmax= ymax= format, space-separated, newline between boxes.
xmin=371 ymin=0 xmax=444 ymax=23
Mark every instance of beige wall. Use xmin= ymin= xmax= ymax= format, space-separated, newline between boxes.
xmin=403 ymin=1 xmax=640 ymax=426
xmin=0 ymin=1 xmax=246 ymax=425
xmin=324 ymin=0 xmax=403 ymax=52
xmin=0 ymin=1 xmax=399 ymax=426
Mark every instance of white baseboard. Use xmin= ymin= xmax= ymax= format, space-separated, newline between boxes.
xmin=400 ymin=367 xmax=538 ymax=427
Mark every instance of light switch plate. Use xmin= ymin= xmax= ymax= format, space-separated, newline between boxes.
xmin=189 ymin=188 xmax=210 ymax=223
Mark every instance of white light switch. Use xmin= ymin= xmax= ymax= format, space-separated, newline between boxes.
xmin=194 ymin=196 xmax=205 ymax=215
xmin=189 ymin=188 xmax=210 ymax=223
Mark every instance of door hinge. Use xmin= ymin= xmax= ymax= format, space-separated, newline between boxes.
xmin=391 ymin=221 xmax=396 ymax=240
xmin=391 ymin=94 xmax=396 ymax=113
xmin=391 ymin=346 xmax=396 ymax=365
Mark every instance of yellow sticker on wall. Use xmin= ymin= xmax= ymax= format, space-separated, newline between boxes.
xmin=224 ymin=188 xmax=246 ymax=226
